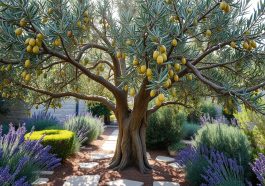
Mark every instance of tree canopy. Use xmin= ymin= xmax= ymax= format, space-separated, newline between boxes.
xmin=0 ymin=0 xmax=265 ymax=173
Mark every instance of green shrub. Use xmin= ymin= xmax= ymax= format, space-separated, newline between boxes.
xmin=181 ymin=122 xmax=200 ymax=140
xmin=168 ymin=142 xmax=186 ymax=151
xmin=187 ymin=103 xmax=219 ymax=123
xmin=87 ymin=103 xmax=111 ymax=117
xmin=200 ymin=103 xmax=218 ymax=119
xmin=146 ymin=107 xmax=185 ymax=149
xmin=187 ymin=109 xmax=201 ymax=123
xmin=194 ymin=123 xmax=252 ymax=171
xmin=25 ymin=111 xmax=59 ymax=131
xmin=234 ymin=107 xmax=265 ymax=156
xmin=64 ymin=114 xmax=104 ymax=145
xmin=25 ymin=130 xmax=74 ymax=159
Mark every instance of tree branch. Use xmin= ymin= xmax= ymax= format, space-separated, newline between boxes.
xmin=147 ymin=101 xmax=191 ymax=114
xmin=18 ymin=83 xmax=116 ymax=111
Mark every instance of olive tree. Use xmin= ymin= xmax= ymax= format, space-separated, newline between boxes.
xmin=0 ymin=0 xmax=265 ymax=173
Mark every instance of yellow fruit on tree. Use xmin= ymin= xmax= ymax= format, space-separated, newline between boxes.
xmin=129 ymin=88 xmax=136 ymax=97
xmin=163 ymin=79 xmax=171 ymax=88
xmin=162 ymin=53 xmax=167 ymax=62
xmin=15 ymin=28 xmax=23 ymax=36
xmin=174 ymin=74 xmax=179 ymax=81
xmin=244 ymin=31 xmax=251 ymax=35
xmin=54 ymin=38 xmax=61 ymax=46
xmin=26 ymin=45 xmax=33 ymax=53
xmin=158 ymin=93 xmax=165 ymax=102
xmin=146 ymin=68 xmax=152 ymax=77
xmin=219 ymin=1 xmax=227 ymax=10
xmin=133 ymin=59 xmax=139 ymax=66
xmin=83 ymin=10 xmax=89 ymax=17
xmin=230 ymin=41 xmax=236 ymax=48
xmin=169 ymin=69 xmax=174 ymax=78
xmin=29 ymin=38 xmax=36 ymax=46
xmin=155 ymin=98 xmax=162 ymax=106
xmin=150 ymin=90 xmax=156 ymax=97
xmin=165 ymin=0 xmax=172 ymax=4
xmin=187 ymin=74 xmax=193 ymax=80
xmin=159 ymin=45 xmax=167 ymax=53
xmin=25 ymin=60 xmax=31 ymax=68
xmin=224 ymin=4 xmax=231 ymax=13
xmin=25 ymin=38 xmax=30 ymax=45
xmin=243 ymin=41 xmax=249 ymax=50
xmin=249 ymin=40 xmax=257 ymax=48
xmin=148 ymin=76 xmax=153 ymax=81
xmin=181 ymin=57 xmax=187 ymax=65
xmin=140 ymin=65 xmax=147 ymax=74
xmin=37 ymin=33 xmax=44 ymax=40
xmin=36 ymin=39 xmax=42 ymax=47
xmin=153 ymin=50 xmax=159 ymax=60
xmin=205 ymin=29 xmax=212 ymax=37
xmin=42 ymin=17 xmax=48 ymax=24
xmin=171 ymin=39 xmax=177 ymax=47
xmin=123 ymin=85 xmax=128 ymax=92
xmin=19 ymin=18 xmax=27 ymax=27
xmin=174 ymin=63 xmax=181 ymax=71
xmin=77 ymin=21 xmax=82 ymax=28
xmin=21 ymin=71 xmax=27 ymax=78
xmin=25 ymin=74 xmax=31 ymax=81
xmin=32 ymin=46 xmax=39 ymax=54
xmin=157 ymin=55 xmax=164 ymax=65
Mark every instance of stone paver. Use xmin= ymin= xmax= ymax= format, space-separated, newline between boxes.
xmin=90 ymin=153 xmax=114 ymax=160
xmin=155 ymin=156 xmax=175 ymax=163
xmin=106 ymin=179 xmax=144 ymax=186
xmin=32 ymin=178 xmax=49 ymax=186
xmin=79 ymin=162 xmax=99 ymax=169
xmin=101 ymin=129 xmax=118 ymax=152
xmin=33 ymin=171 xmax=54 ymax=175
xmin=153 ymin=181 xmax=180 ymax=186
xmin=168 ymin=163 xmax=184 ymax=169
xmin=63 ymin=175 xmax=100 ymax=186
xmin=147 ymin=152 xmax=151 ymax=159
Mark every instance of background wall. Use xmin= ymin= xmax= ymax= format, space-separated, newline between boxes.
xmin=0 ymin=99 xmax=87 ymax=124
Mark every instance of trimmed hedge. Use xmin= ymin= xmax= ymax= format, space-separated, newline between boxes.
xmin=25 ymin=130 xmax=74 ymax=159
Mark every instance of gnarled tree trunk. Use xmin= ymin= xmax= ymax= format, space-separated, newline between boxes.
xmin=109 ymin=110 xmax=152 ymax=173
xmin=109 ymin=86 xmax=152 ymax=173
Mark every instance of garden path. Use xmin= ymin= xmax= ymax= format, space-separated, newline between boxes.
xmin=37 ymin=126 xmax=185 ymax=186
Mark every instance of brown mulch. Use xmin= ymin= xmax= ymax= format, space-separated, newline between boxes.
xmin=47 ymin=127 xmax=186 ymax=186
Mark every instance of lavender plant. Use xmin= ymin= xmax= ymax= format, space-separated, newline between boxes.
xmin=201 ymin=150 xmax=245 ymax=186
xmin=25 ymin=111 xmax=59 ymax=131
xmin=176 ymin=146 xmax=247 ymax=186
xmin=251 ymin=153 xmax=265 ymax=186
xmin=0 ymin=124 xmax=61 ymax=185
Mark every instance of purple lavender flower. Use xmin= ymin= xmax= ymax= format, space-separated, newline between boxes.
xmin=251 ymin=153 xmax=265 ymax=185
xmin=0 ymin=124 xmax=61 ymax=184
xmin=201 ymin=149 xmax=245 ymax=186
xmin=177 ymin=145 xmax=247 ymax=186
